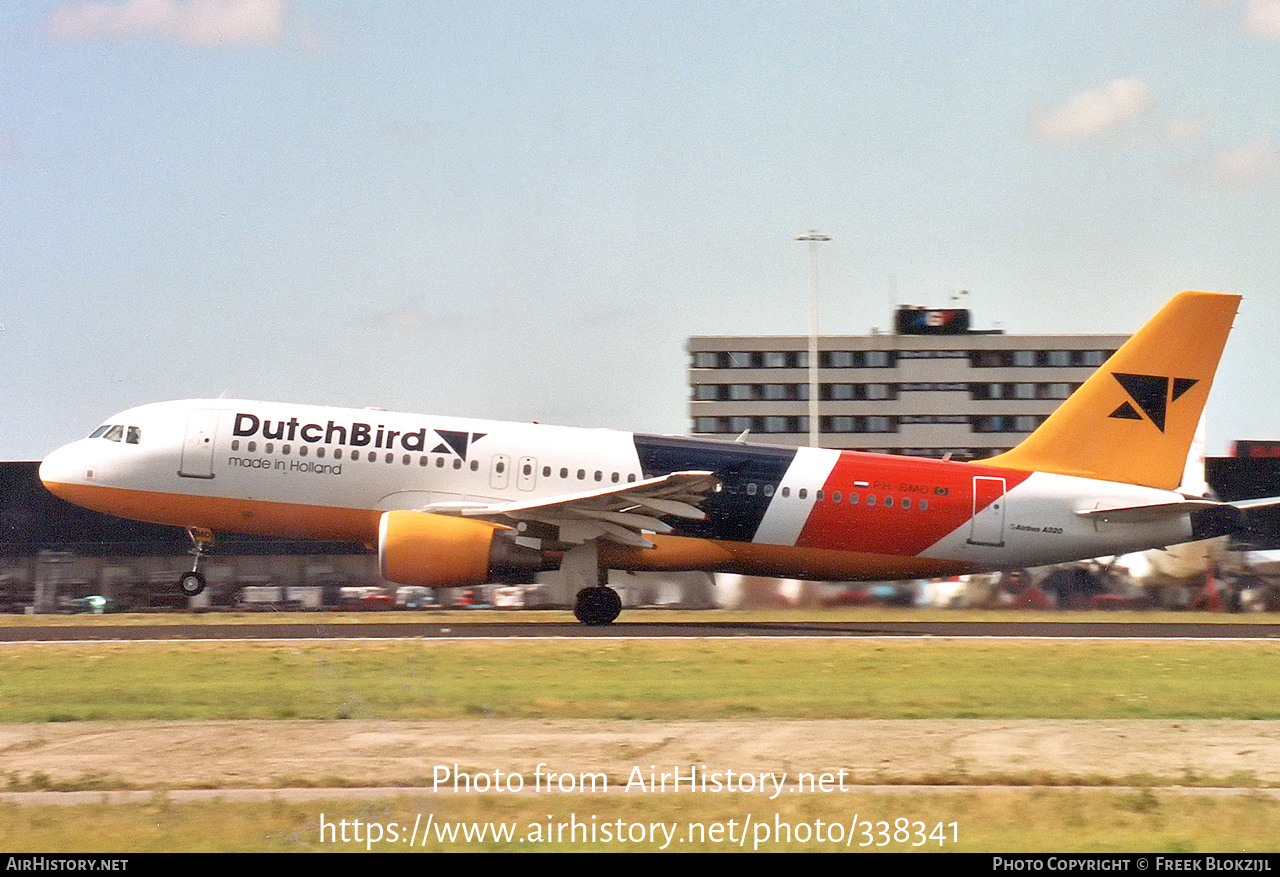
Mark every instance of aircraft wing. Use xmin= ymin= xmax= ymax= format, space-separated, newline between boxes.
xmin=420 ymin=470 xmax=719 ymax=549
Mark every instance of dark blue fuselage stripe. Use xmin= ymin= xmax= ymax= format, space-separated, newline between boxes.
xmin=632 ymin=434 xmax=797 ymax=543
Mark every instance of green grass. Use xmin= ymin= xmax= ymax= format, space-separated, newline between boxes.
xmin=2 ymin=638 xmax=1279 ymax=722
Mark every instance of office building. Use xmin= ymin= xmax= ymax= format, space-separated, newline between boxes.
xmin=688 ymin=306 xmax=1128 ymax=459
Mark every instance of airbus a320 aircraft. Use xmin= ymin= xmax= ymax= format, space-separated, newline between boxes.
xmin=40 ymin=292 xmax=1260 ymax=623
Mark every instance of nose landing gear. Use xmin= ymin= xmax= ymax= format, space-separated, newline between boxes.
xmin=178 ymin=527 xmax=214 ymax=597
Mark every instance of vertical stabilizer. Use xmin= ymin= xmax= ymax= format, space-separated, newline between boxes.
xmin=978 ymin=291 xmax=1240 ymax=490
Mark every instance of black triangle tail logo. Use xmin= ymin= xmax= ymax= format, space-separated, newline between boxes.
xmin=1111 ymin=373 xmax=1169 ymax=431
xmin=1108 ymin=373 xmax=1201 ymax=433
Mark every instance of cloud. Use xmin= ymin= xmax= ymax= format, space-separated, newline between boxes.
xmin=1165 ymin=118 xmax=1209 ymax=144
xmin=45 ymin=0 xmax=289 ymax=46
xmin=1244 ymin=0 xmax=1280 ymax=37
xmin=1033 ymin=78 xmax=1152 ymax=144
xmin=1206 ymin=137 xmax=1280 ymax=187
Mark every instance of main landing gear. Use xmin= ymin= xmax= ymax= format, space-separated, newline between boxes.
xmin=562 ymin=541 xmax=623 ymax=626
xmin=574 ymin=585 xmax=622 ymax=626
xmin=178 ymin=527 xmax=214 ymax=597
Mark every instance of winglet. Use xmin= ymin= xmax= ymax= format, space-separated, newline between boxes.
xmin=977 ymin=291 xmax=1241 ymax=490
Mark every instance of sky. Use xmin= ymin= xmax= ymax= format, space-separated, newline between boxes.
xmin=3 ymin=1 xmax=1280 ymax=460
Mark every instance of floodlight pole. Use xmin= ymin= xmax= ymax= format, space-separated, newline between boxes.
xmin=796 ymin=231 xmax=830 ymax=447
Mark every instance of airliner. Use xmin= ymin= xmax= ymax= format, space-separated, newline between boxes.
xmin=39 ymin=291 xmax=1259 ymax=623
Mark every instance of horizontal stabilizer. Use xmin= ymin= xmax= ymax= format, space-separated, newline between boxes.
xmin=1077 ymin=495 xmax=1280 ymax=535
xmin=1223 ymin=495 xmax=1280 ymax=511
xmin=1075 ymin=499 xmax=1227 ymax=525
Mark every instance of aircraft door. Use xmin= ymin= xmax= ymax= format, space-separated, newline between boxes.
xmin=517 ymin=456 xmax=537 ymax=491
xmin=967 ymin=476 xmax=1006 ymax=547
xmin=490 ymin=454 xmax=511 ymax=490
xmin=179 ymin=410 xmax=220 ymax=479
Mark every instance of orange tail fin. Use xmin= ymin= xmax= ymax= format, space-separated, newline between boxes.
xmin=978 ymin=291 xmax=1240 ymax=490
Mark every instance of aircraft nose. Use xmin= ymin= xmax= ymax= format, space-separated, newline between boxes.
xmin=39 ymin=442 xmax=88 ymax=498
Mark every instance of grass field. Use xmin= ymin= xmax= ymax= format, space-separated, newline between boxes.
xmin=2 ymin=635 xmax=1279 ymax=722
xmin=3 ymin=610 xmax=1279 ymax=852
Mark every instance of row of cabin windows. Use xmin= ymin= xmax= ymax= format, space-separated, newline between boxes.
xmin=226 ymin=437 xmax=928 ymax=507
xmin=692 ymin=382 xmax=1080 ymax=402
xmin=229 ymin=439 xmax=641 ymax=484
xmin=692 ymin=349 xmax=1113 ymax=370
xmin=231 ymin=439 xmax=481 ymax=469
xmin=502 ymin=459 xmax=638 ymax=484
xmin=725 ymin=480 xmax=930 ymax=510
xmin=546 ymin=466 xmax=637 ymax=484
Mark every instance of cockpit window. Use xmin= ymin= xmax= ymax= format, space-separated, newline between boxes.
xmin=89 ymin=424 xmax=142 ymax=444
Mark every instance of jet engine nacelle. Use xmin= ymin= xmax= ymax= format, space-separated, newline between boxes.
xmin=378 ymin=510 xmax=545 ymax=587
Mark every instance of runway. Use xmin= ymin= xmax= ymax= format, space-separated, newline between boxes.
xmin=3 ymin=617 xmax=1280 ymax=641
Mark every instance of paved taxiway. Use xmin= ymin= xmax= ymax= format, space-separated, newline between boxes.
xmin=3 ymin=618 xmax=1279 ymax=641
